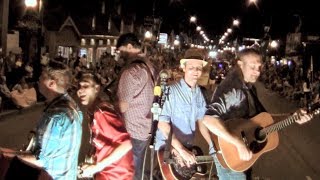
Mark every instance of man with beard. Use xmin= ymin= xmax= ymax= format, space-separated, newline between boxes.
xmin=116 ymin=33 xmax=156 ymax=180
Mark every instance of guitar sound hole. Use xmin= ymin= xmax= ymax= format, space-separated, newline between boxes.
xmin=255 ymin=127 xmax=266 ymax=142
xmin=171 ymin=163 xmax=196 ymax=179
xmin=250 ymin=127 xmax=267 ymax=153
xmin=170 ymin=146 xmax=207 ymax=180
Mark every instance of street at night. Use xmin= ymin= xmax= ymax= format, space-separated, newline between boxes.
xmin=1 ymin=0 xmax=320 ymax=179
xmin=1 ymin=82 xmax=319 ymax=179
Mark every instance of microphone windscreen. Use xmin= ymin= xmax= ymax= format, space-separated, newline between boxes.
xmin=160 ymin=70 xmax=169 ymax=79
xmin=154 ymin=86 xmax=161 ymax=96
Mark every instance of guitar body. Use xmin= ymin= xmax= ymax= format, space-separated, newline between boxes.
xmin=157 ymin=146 xmax=210 ymax=180
xmin=0 ymin=153 xmax=52 ymax=180
xmin=211 ymin=112 xmax=279 ymax=172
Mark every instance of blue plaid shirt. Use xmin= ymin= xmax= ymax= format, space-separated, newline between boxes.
xmin=155 ymin=79 xmax=207 ymax=150
xmin=33 ymin=94 xmax=83 ymax=180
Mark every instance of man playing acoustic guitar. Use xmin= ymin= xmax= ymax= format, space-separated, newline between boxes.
xmin=154 ymin=48 xmax=213 ymax=179
xmin=202 ymin=48 xmax=312 ymax=180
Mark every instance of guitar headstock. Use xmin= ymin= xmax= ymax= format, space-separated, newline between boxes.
xmin=311 ymin=102 xmax=320 ymax=111
xmin=312 ymin=108 xmax=320 ymax=118
xmin=310 ymin=102 xmax=320 ymax=115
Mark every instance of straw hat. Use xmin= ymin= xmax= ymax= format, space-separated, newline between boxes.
xmin=180 ymin=48 xmax=208 ymax=67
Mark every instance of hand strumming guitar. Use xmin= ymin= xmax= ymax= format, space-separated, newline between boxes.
xmin=233 ymin=137 xmax=253 ymax=161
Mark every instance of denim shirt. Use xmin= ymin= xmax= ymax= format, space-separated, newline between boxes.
xmin=155 ymin=79 xmax=207 ymax=150
xmin=33 ymin=94 xmax=83 ymax=180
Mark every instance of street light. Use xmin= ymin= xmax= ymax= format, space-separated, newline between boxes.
xmin=144 ymin=31 xmax=153 ymax=54
xmin=173 ymin=39 xmax=180 ymax=46
xmin=144 ymin=31 xmax=153 ymax=40
xmin=25 ymin=0 xmax=37 ymax=8
xmin=233 ymin=19 xmax=240 ymax=27
xmin=249 ymin=0 xmax=257 ymax=4
xmin=25 ymin=0 xmax=43 ymax=64
xmin=270 ymin=40 xmax=278 ymax=49
xmin=190 ymin=16 xmax=196 ymax=23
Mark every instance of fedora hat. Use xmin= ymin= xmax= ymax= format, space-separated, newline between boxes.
xmin=180 ymin=48 xmax=208 ymax=67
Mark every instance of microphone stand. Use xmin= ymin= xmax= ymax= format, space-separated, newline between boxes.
xmin=148 ymin=101 xmax=161 ymax=180
xmin=147 ymin=79 xmax=169 ymax=180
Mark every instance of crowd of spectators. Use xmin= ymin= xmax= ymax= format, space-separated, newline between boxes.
xmin=0 ymin=48 xmax=186 ymax=112
xmin=1 ymin=47 xmax=318 ymax=113
xmin=0 ymin=51 xmax=38 ymax=111
xmin=259 ymin=58 xmax=320 ymax=108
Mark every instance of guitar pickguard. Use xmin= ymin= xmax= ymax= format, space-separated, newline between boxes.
xmin=250 ymin=140 xmax=267 ymax=153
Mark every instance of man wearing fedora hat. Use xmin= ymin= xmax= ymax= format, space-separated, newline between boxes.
xmin=155 ymin=48 xmax=211 ymax=169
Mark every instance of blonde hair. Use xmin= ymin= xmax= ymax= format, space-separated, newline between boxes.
xmin=42 ymin=60 xmax=72 ymax=92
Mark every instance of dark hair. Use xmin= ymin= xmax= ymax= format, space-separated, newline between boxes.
xmin=237 ymin=48 xmax=262 ymax=61
xmin=116 ymin=33 xmax=141 ymax=49
xmin=77 ymin=72 xmax=101 ymax=85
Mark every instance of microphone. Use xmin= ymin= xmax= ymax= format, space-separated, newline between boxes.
xmin=151 ymin=86 xmax=162 ymax=121
xmin=159 ymin=70 xmax=170 ymax=108
xmin=149 ymin=85 xmax=162 ymax=148
xmin=150 ymin=70 xmax=170 ymax=147
xmin=159 ymin=70 xmax=169 ymax=92
xmin=154 ymin=85 xmax=162 ymax=96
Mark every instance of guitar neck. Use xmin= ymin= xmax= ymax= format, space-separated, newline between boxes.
xmin=5 ymin=151 xmax=32 ymax=156
xmin=195 ymin=155 xmax=213 ymax=164
xmin=260 ymin=109 xmax=319 ymax=136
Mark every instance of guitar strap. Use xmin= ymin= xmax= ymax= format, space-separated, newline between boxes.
xmin=130 ymin=59 xmax=156 ymax=85
xmin=245 ymin=85 xmax=266 ymax=118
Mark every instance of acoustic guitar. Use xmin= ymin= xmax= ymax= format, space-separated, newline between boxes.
xmin=211 ymin=109 xmax=319 ymax=172
xmin=157 ymin=146 xmax=213 ymax=180
xmin=0 ymin=148 xmax=52 ymax=180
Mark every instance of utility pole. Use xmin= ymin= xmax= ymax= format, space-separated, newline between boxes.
xmin=0 ymin=0 xmax=9 ymax=55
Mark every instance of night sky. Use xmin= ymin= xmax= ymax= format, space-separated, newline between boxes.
xmin=9 ymin=0 xmax=320 ymax=41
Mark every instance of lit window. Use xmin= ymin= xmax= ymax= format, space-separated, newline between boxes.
xmin=90 ymin=39 xmax=95 ymax=45
xmin=81 ymin=39 xmax=86 ymax=46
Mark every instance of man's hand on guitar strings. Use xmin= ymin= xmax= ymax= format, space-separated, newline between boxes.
xmin=295 ymin=109 xmax=312 ymax=125
xmin=177 ymin=148 xmax=197 ymax=168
